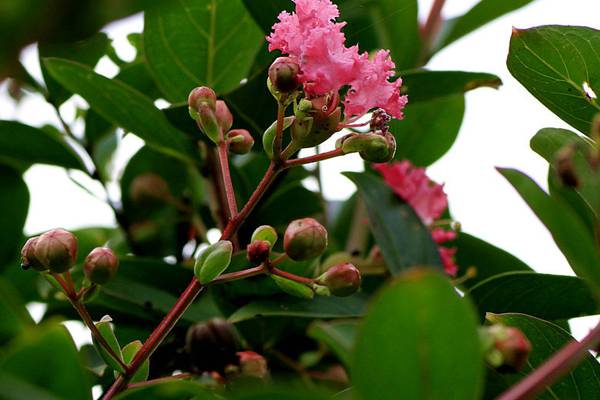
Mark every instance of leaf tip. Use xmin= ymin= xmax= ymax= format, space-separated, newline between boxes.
xmin=511 ymin=27 xmax=525 ymax=37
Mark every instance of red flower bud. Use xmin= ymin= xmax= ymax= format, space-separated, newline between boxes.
xmin=227 ymin=129 xmax=254 ymax=154
xmin=129 ymin=173 xmax=171 ymax=207
xmin=237 ymin=351 xmax=269 ymax=379
xmin=494 ymin=326 xmax=532 ymax=372
xmin=284 ymin=218 xmax=327 ymax=261
xmin=316 ymin=262 xmax=361 ymax=297
xmin=247 ymin=240 xmax=271 ymax=265
xmin=20 ymin=237 xmax=47 ymax=271
xmin=34 ymin=228 xmax=77 ymax=273
xmin=84 ymin=247 xmax=119 ymax=284
xmin=268 ymin=57 xmax=300 ymax=93
xmin=215 ymin=100 xmax=233 ymax=134
xmin=188 ymin=86 xmax=217 ymax=112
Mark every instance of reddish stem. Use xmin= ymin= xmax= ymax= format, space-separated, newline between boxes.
xmin=217 ymin=139 xmax=238 ymax=219
xmin=422 ymin=0 xmax=446 ymax=44
xmin=126 ymin=373 xmax=193 ymax=390
xmin=498 ymin=320 xmax=600 ymax=400
xmin=273 ymin=103 xmax=286 ymax=161
xmin=284 ymin=148 xmax=344 ymax=168
xmin=271 ymin=267 xmax=315 ymax=285
xmin=210 ymin=265 xmax=266 ymax=284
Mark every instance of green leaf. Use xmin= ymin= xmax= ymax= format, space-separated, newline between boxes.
xmin=0 ymin=166 xmax=29 ymax=267
xmin=0 ymin=121 xmax=85 ymax=170
xmin=308 ymin=320 xmax=358 ymax=369
xmin=467 ymin=271 xmax=597 ymax=321
xmin=241 ymin=0 xmax=291 ymax=34
xmin=39 ymin=33 xmax=110 ymax=105
xmin=499 ymin=168 xmax=600 ymax=290
xmin=507 ymin=25 xmax=600 ymax=135
xmin=454 ymin=233 xmax=533 ymax=290
xmin=0 ymin=278 xmax=33 ymax=346
xmin=400 ymin=69 xmax=502 ymax=103
xmin=344 ymin=172 xmax=443 ymax=274
xmin=353 ymin=269 xmax=483 ymax=400
xmin=484 ymin=313 xmax=600 ymax=398
xmin=143 ymin=0 xmax=263 ymax=102
xmin=390 ymin=94 xmax=465 ymax=166
xmin=270 ymin=275 xmax=314 ymax=299
xmin=531 ymin=127 xmax=600 ymax=214
xmin=0 ymin=324 xmax=92 ymax=400
xmin=435 ymin=0 xmax=539 ymax=51
xmin=113 ymin=380 xmax=213 ymax=400
xmin=121 ymin=341 xmax=149 ymax=383
xmin=43 ymin=58 xmax=196 ymax=162
xmin=93 ymin=316 xmax=125 ymax=374
xmin=228 ymin=294 xmax=368 ymax=323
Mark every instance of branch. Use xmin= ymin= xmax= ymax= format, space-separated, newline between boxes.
xmin=422 ymin=0 xmax=446 ymax=45
xmin=273 ymin=102 xmax=286 ymax=161
xmin=217 ymin=138 xmax=238 ymax=219
xmin=127 ymin=373 xmax=193 ymax=390
xmin=498 ymin=320 xmax=600 ymax=400
xmin=284 ymin=148 xmax=344 ymax=169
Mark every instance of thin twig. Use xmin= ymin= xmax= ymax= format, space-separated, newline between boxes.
xmin=126 ymin=373 xmax=193 ymax=390
xmin=284 ymin=148 xmax=344 ymax=169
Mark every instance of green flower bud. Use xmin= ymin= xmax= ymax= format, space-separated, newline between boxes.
xmin=84 ymin=247 xmax=119 ymax=285
xmin=186 ymin=318 xmax=240 ymax=373
xmin=316 ymin=263 xmax=361 ymax=297
xmin=247 ymin=240 xmax=271 ymax=265
xmin=215 ymin=100 xmax=233 ymax=134
xmin=227 ymin=129 xmax=254 ymax=154
xmin=129 ymin=173 xmax=171 ymax=207
xmin=34 ymin=228 xmax=78 ymax=273
xmin=188 ymin=86 xmax=217 ymax=112
xmin=268 ymin=57 xmax=300 ymax=94
xmin=342 ymin=132 xmax=396 ymax=163
xmin=262 ymin=116 xmax=295 ymax=159
xmin=251 ymin=225 xmax=278 ymax=247
xmin=289 ymin=94 xmax=342 ymax=149
xmin=284 ymin=218 xmax=328 ymax=261
xmin=194 ymin=240 xmax=233 ymax=284
xmin=195 ymin=102 xmax=221 ymax=144
xmin=271 ymin=275 xmax=314 ymax=299
xmin=21 ymin=236 xmax=47 ymax=271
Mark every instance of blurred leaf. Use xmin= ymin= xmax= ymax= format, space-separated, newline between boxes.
xmin=94 ymin=317 xmax=125 ymax=374
xmin=121 ymin=341 xmax=149 ymax=383
xmin=44 ymin=58 xmax=197 ymax=162
xmin=499 ymin=168 xmax=600 ymax=290
xmin=484 ymin=313 xmax=600 ymax=398
xmin=230 ymin=387 xmax=331 ymax=400
xmin=241 ymin=0 xmax=291 ymax=33
xmin=353 ymin=269 xmax=483 ymax=400
xmin=113 ymin=380 xmax=213 ymax=399
xmin=0 ymin=324 xmax=92 ymax=399
xmin=531 ymin=127 xmax=600 ymax=214
xmin=308 ymin=320 xmax=358 ymax=369
xmin=0 ymin=121 xmax=85 ymax=171
xmin=0 ymin=372 xmax=61 ymax=400
xmin=228 ymin=294 xmax=368 ymax=323
xmin=0 ymin=278 xmax=33 ymax=346
xmin=467 ymin=271 xmax=597 ymax=321
xmin=0 ymin=166 xmax=28 ymax=267
xmin=454 ymin=233 xmax=533 ymax=290
xmin=390 ymin=94 xmax=465 ymax=166
xmin=400 ymin=69 xmax=501 ymax=103
xmin=435 ymin=0 xmax=539 ymax=51
xmin=344 ymin=172 xmax=443 ymax=274
xmin=143 ymin=0 xmax=263 ymax=102
xmin=507 ymin=25 xmax=600 ymax=135
xmin=39 ymin=32 xmax=110 ymax=105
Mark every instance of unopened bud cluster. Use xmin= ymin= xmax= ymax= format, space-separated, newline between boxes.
xmin=194 ymin=240 xmax=233 ymax=284
xmin=21 ymin=228 xmax=118 ymax=285
xmin=188 ymin=87 xmax=254 ymax=153
xmin=247 ymin=225 xmax=277 ymax=265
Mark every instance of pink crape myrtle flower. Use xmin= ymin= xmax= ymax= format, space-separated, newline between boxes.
xmin=373 ymin=161 xmax=459 ymax=276
xmin=267 ymin=0 xmax=407 ymax=119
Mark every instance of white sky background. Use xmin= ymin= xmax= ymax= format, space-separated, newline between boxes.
xmin=1 ymin=0 xmax=600 ymax=341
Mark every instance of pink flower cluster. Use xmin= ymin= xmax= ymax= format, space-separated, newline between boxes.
xmin=267 ymin=0 xmax=407 ymax=119
xmin=373 ymin=161 xmax=458 ymax=276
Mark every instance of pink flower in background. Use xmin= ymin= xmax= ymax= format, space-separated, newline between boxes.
xmin=374 ymin=161 xmax=458 ymax=276
xmin=267 ymin=0 xmax=407 ymax=119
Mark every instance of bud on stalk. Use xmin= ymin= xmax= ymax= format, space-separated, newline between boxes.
xmin=188 ymin=86 xmax=217 ymax=112
xmin=316 ymin=262 xmax=361 ymax=297
xmin=215 ymin=100 xmax=233 ymax=134
xmin=268 ymin=57 xmax=300 ymax=94
xmin=84 ymin=247 xmax=119 ymax=284
xmin=227 ymin=129 xmax=254 ymax=154
xmin=186 ymin=318 xmax=239 ymax=373
xmin=283 ymin=218 xmax=328 ymax=261
xmin=271 ymin=274 xmax=314 ymax=299
xmin=247 ymin=240 xmax=271 ymax=265
xmin=194 ymin=240 xmax=233 ymax=284
xmin=34 ymin=228 xmax=78 ymax=273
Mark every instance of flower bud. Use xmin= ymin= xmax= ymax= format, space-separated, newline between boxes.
xmin=341 ymin=132 xmax=396 ymax=163
xmin=268 ymin=57 xmax=300 ymax=94
xmin=316 ymin=262 xmax=361 ymax=297
xmin=283 ymin=218 xmax=328 ymax=261
xmin=237 ymin=351 xmax=269 ymax=379
xmin=555 ymin=145 xmax=579 ymax=188
xmin=34 ymin=228 xmax=77 ymax=273
xmin=21 ymin=237 xmax=47 ymax=271
xmin=227 ymin=129 xmax=254 ymax=154
xmin=186 ymin=318 xmax=239 ymax=373
xmin=481 ymin=324 xmax=532 ymax=372
xmin=188 ymin=86 xmax=217 ymax=112
xmin=129 ymin=173 xmax=171 ymax=207
xmin=251 ymin=225 xmax=278 ymax=247
xmin=247 ymin=240 xmax=271 ymax=265
xmin=271 ymin=275 xmax=314 ymax=299
xmin=195 ymin=103 xmax=221 ymax=144
xmin=194 ymin=240 xmax=233 ymax=284
xmin=215 ymin=100 xmax=233 ymax=134
xmin=84 ymin=247 xmax=119 ymax=284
